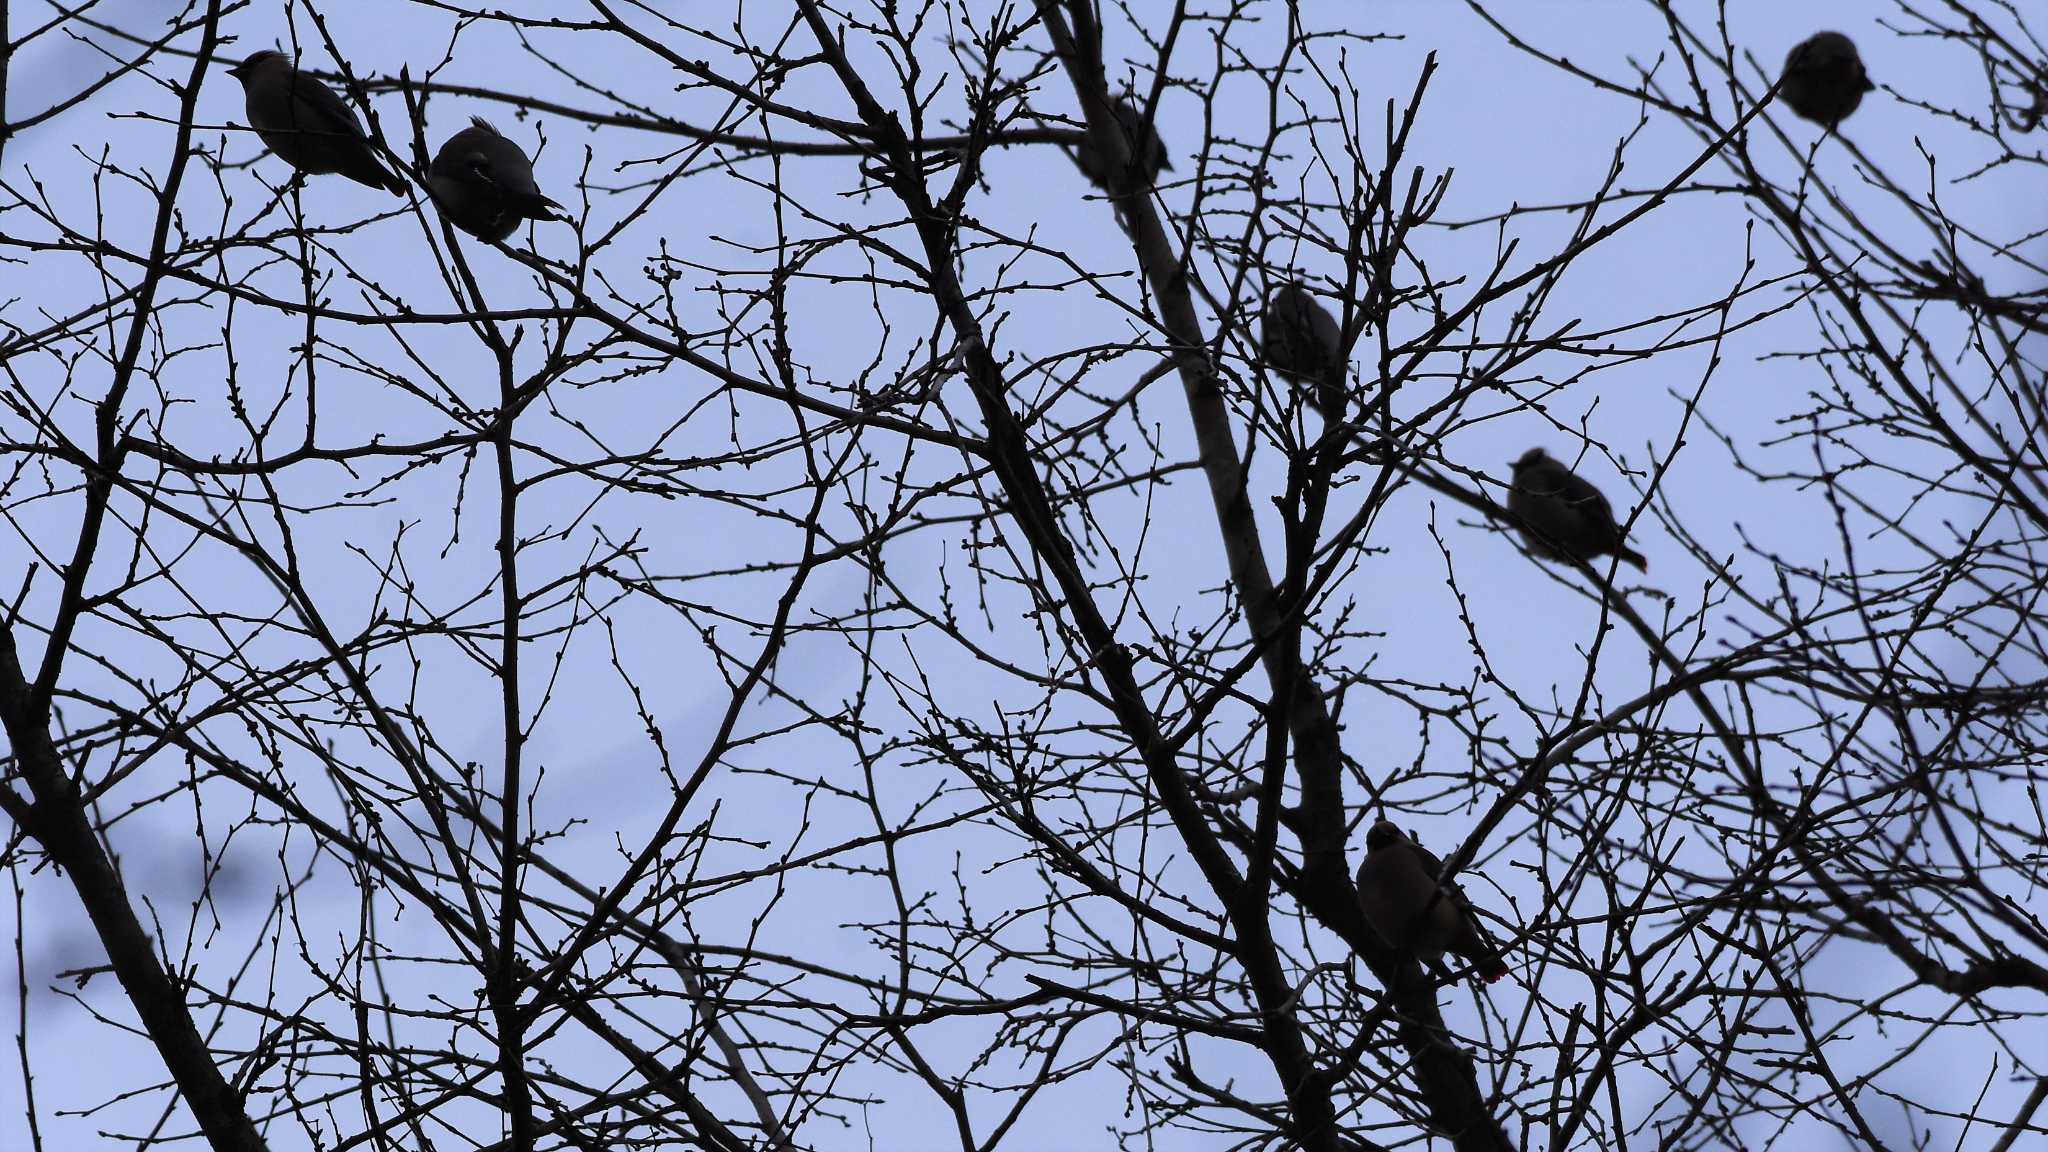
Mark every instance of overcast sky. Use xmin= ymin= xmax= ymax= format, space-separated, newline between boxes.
xmin=1 ymin=1 xmax=2035 ymax=1148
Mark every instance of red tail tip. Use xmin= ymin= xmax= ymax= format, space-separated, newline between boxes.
xmin=1484 ymin=966 xmax=1508 ymax=984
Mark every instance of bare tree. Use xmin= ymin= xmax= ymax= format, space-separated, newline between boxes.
xmin=1 ymin=1 xmax=2042 ymax=1150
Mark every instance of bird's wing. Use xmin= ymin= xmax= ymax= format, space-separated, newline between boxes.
xmin=1115 ymin=100 xmax=1166 ymax=167
xmin=1795 ymin=41 xmax=1867 ymax=92
xmin=1306 ymin=295 xmax=1343 ymax=357
xmin=1556 ymin=468 xmax=1618 ymax=525
xmin=1407 ymin=837 xmax=1508 ymax=980
xmin=1520 ymin=462 xmax=1572 ymax=497
xmin=1117 ymin=100 xmax=1147 ymax=136
xmin=286 ymin=71 xmax=369 ymax=139
xmin=1584 ymin=484 xmax=1618 ymax=528
xmin=1412 ymin=839 xmax=1488 ymax=915
xmin=1410 ymin=840 xmax=1446 ymax=882
xmin=481 ymin=135 xmax=543 ymax=197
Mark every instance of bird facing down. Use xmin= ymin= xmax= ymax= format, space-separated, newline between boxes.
xmin=228 ymin=51 xmax=405 ymax=194
xmin=1507 ymin=447 xmax=1647 ymax=572
xmin=1780 ymin=31 xmax=1875 ymax=130
xmin=1073 ymin=96 xmax=1172 ymax=192
xmin=428 ymin=118 xmax=564 ymax=242
xmin=1261 ymin=281 xmax=1347 ymax=419
xmin=1356 ymin=821 xmax=1508 ymax=984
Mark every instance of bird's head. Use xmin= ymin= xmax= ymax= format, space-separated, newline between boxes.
xmin=1272 ymin=280 xmax=1312 ymax=310
xmin=1365 ymin=820 xmax=1403 ymax=851
xmin=228 ymin=51 xmax=288 ymax=81
xmin=1511 ymin=447 xmax=1550 ymax=472
xmin=1790 ymin=30 xmax=1857 ymax=73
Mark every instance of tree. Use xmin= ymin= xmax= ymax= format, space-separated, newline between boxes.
xmin=1 ymin=1 xmax=2042 ymax=1149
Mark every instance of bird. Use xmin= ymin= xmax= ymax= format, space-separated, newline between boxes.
xmin=1779 ymin=31 xmax=1875 ymax=130
xmin=1073 ymin=95 xmax=1172 ymax=192
xmin=1261 ymin=281 xmax=1348 ymax=419
xmin=228 ymin=50 xmax=405 ymax=194
xmin=1506 ymin=447 xmax=1647 ymax=572
xmin=428 ymin=118 xmax=564 ymax=242
xmin=1356 ymin=820 xmax=1508 ymax=984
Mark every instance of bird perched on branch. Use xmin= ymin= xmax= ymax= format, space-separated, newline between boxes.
xmin=1261 ymin=281 xmax=1347 ymax=419
xmin=428 ymin=118 xmax=564 ymax=242
xmin=1073 ymin=96 xmax=1171 ymax=192
xmin=1507 ymin=447 xmax=1647 ymax=572
xmin=1780 ymin=31 xmax=1875 ymax=130
xmin=1356 ymin=821 xmax=1509 ymax=985
xmin=229 ymin=51 xmax=405 ymax=194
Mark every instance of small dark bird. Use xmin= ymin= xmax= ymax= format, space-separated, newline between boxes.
xmin=1357 ymin=821 xmax=1508 ymax=985
xmin=428 ymin=118 xmax=564 ymax=242
xmin=228 ymin=51 xmax=405 ymax=194
xmin=1074 ymin=96 xmax=1172 ymax=191
xmin=1507 ymin=447 xmax=1647 ymax=572
xmin=1261 ymin=281 xmax=1347 ymax=418
xmin=1780 ymin=31 xmax=1875 ymax=130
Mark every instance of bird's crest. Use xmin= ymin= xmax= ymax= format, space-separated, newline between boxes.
xmin=229 ymin=50 xmax=288 ymax=78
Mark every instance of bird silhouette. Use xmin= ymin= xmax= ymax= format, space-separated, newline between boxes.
xmin=229 ymin=51 xmax=404 ymax=194
xmin=1780 ymin=31 xmax=1875 ymax=130
xmin=1073 ymin=96 xmax=1171 ymax=192
xmin=1356 ymin=821 xmax=1509 ymax=985
xmin=428 ymin=118 xmax=563 ymax=242
xmin=1261 ymin=281 xmax=1347 ymax=419
xmin=1507 ymin=447 xmax=1647 ymax=571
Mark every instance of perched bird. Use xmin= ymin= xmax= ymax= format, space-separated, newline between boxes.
xmin=1507 ymin=447 xmax=1647 ymax=572
xmin=229 ymin=51 xmax=404 ymax=194
xmin=1779 ymin=31 xmax=1875 ymax=130
xmin=1074 ymin=96 xmax=1172 ymax=191
xmin=1356 ymin=821 xmax=1508 ymax=984
xmin=1261 ymin=281 xmax=1347 ymax=419
xmin=428 ymin=118 xmax=564 ymax=242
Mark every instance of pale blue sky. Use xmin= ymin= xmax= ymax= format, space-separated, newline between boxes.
xmin=2 ymin=1 xmax=2035 ymax=1148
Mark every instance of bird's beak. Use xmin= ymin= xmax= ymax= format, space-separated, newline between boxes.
xmin=227 ymin=61 xmax=248 ymax=79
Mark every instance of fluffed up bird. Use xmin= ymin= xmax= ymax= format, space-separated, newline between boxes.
xmin=1507 ymin=447 xmax=1647 ymax=572
xmin=1780 ymin=31 xmax=1875 ymax=130
xmin=229 ymin=51 xmax=405 ymax=194
xmin=1261 ymin=281 xmax=1347 ymax=419
xmin=1356 ymin=821 xmax=1509 ymax=985
xmin=428 ymin=118 xmax=564 ymax=242
xmin=1074 ymin=96 xmax=1172 ymax=192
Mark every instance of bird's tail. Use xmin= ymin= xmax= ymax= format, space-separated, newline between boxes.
xmin=514 ymin=190 xmax=566 ymax=221
xmin=1455 ymin=926 xmax=1511 ymax=985
xmin=1617 ymin=546 xmax=1648 ymax=572
xmin=349 ymin=156 xmax=406 ymax=196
